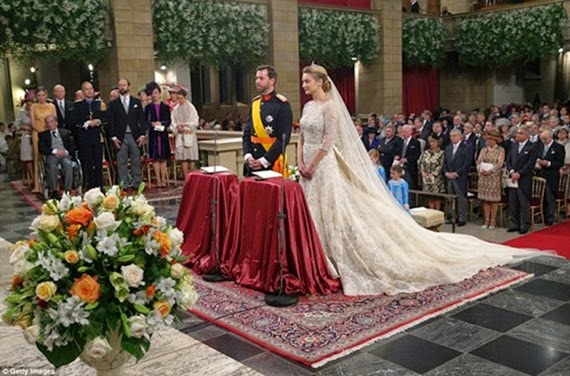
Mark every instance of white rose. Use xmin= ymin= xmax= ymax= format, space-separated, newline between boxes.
xmin=14 ymin=260 xmax=34 ymax=274
xmin=170 ymin=263 xmax=185 ymax=279
xmin=106 ymin=185 xmax=121 ymax=197
xmin=131 ymin=197 xmax=154 ymax=217
xmin=84 ymin=188 xmax=105 ymax=208
xmin=121 ymin=264 xmax=144 ymax=287
xmin=94 ymin=212 xmax=122 ymax=232
xmin=84 ymin=337 xmax=112 ymax=359
xmin=36 ymin=215 xmax=60 ymax=232
xmin=10 ymin=242 xmax=30 ymax=265
xmin=23 ymin=325 xmax=40 ymax=344
xmin=168 ymin=228 xmax=184 ymax=248
xmin=177 ymin=282 xmax=199 ymax=310
xmin=128 ymin=315 xmax=149 ymax=339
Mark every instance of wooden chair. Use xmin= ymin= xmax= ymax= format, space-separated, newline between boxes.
xmin=497 ymin=190 xmax=508 ymax=228
xmin=530 ymin=176 xmax=547 ymax=230
xmin=140 ymin=144 xmax=153 ymax=189
xmin=556 ymin=173 xmax=569 ymax=218
xmin=467 ymin=172 xmax=479 ymax=221
xmin=168 ymin=136 xmax=180 ymax=186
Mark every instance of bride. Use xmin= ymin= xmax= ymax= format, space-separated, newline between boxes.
xmin=298 ymin=64 xmax=541 ymax=296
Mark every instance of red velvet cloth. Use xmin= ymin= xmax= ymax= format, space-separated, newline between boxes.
xmin=402 ymin=66 xmax=440 ymax=116
xmin=298 ymin=0 xmax=371 ymax=9
xmin=231 ymin=178 xmax=341 ymax=295
xmin=176 ymin=172 xmax=240 ymax=274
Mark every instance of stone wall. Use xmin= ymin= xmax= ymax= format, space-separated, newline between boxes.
xmin=439 ymin=66 xmax=494 ymax=112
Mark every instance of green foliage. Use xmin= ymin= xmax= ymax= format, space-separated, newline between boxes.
xmin=403 ymin=16 xmax=448 ymax=67
xmin=0 ymin=0 xmax=108 ymax=63
xmin=298 ymin=8 xmax=380 ymax=68
xmin=153 ymin=0 xmax=269 ymax=67
xmin=455 ymin=4 xmax=567 ymax=69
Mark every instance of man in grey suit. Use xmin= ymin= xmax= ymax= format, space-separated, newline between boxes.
xmin=506 ymin=126 xmax=538 ymax=234
xmin=107 ymin=78 xmax=147 ymax=189
xmin=444 ymin=129 xmax=472 ymax=226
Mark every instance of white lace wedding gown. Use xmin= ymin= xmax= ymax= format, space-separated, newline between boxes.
xmin=299 ymin=93 xmax=541 ymax=296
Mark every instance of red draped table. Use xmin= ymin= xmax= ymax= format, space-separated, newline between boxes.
xmin=176 ymin=172 xmax=240 ymax=274
xmin=229 ymin=178 xmax=340 ymax=295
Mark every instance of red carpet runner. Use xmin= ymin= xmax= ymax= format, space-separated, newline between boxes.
xmin=190 ymin=267 xmax=530 ymax=368
xmin=502 ymin=220 xmax=570 ymax=259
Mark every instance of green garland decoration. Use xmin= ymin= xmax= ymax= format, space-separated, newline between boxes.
xmin=403 ymin=16 xmax=447 ymax=67
xmin=298 ymin=8 xmax=380 ymax=69
xmin=456 ymin=4 xmax=567 ymax=69
xmin=153 ymin=0 xmax=269 ymax=67
xmin=0 ymin=0 xmax=108 ymax=63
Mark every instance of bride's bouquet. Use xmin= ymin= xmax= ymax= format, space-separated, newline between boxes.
xmin=288 ymin=165 xmax=301 ymax=181
xmin=1 ymin=186 xmax=198 ymax=368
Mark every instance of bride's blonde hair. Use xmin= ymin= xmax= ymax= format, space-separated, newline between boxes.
xmin=302 ymin=64 xmax=332 ymax=93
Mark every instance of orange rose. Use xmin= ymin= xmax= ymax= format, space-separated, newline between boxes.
xmin=146 ymin=285 xmax=156 ymax=299
xmin=10 ymin=275 xmax=23 ymax=291
xmin=133 ymin=225 xmax=150 ymax=237
xmin=64 ymin=250 xmax=80 ymax=264
xmin=70 ymin=274 xmax=101 ymax=304
xmin=153 ymin=231 xmax=172 ymax=258
xmin=154 ymin=300 xmax=171 ymax=317
xmin=64 ymin=208 xmax=93 ymax=226
xmin=67 ymin=224 xmax=81 ymax=240
xmin=28 ymin=239 xmax=37 ymax=247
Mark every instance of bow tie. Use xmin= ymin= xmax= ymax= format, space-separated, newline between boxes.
xmin=262 ymin=94 xmax=272 ymax=102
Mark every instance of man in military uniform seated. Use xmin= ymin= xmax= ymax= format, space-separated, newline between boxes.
xmin=242 ymin=65 xmax=293 ymax=176
xmin=71 ymin=81 xmax=106 ymax=189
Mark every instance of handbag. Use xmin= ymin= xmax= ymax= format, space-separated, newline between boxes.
xmin=183 ymin=133 xmax=193 ymax=148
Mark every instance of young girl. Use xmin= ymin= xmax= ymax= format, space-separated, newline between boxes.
xmin=388 ymin=165 xmax=410 ymax=211
xmin=368 ymin=149 xmax=386 ymax=182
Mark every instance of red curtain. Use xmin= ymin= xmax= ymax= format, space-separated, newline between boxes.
xmin=299 ymin=63 xmax=356 ymax=115
xmin=402 ymin=67 xmax=439 ymax=116
xmin=297 ymin=0 xmax=371 ymax=9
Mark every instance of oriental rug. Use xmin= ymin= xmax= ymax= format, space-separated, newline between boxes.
xmin=189 ymin=267 xmax=531 ymax=368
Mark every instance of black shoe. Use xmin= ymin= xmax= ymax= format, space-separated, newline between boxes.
xmin=519 ymin=228 xmax=529 ymax=234
xmin=507 ymin=227 xmax=520 ymax=233
xmin=457 ymin=221 xmax=466 ymax=227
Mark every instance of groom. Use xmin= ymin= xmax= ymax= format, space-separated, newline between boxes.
xmin=242 ymin=65 xmax=293 ymax=176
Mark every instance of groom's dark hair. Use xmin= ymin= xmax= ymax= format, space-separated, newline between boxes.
xmin=256 ymin=65 xmax=278 ymax=81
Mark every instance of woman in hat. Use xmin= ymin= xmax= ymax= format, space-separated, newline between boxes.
xmin=476 ymin=130 xmax=505 ymax=229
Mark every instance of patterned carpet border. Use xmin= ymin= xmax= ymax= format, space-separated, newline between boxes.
xmin=190 ymin=267 xmax=532 ymax=368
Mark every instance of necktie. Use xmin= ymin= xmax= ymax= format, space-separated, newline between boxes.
xmin=542 ymin=145 xmax=549 ymax=158
xmin=518 ymin=143 xmax=523 ymax=154
xmin=402 ymin=139 xmax=409 ymax=156
xmin=52 ymin=131 xmax=57 ymax=138
xmin=452 ymin=144 xmax=458 ymax=157
xmin=59 ymin=101 xmax=65 ymax=119
xmin=122 ymin=97 xmax=128 ymax=113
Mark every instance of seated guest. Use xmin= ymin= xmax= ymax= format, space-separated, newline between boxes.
xmin=388 ymin=165 xmax=410 ymax=211
xmin=362 ymin=127 xmax=379 ymax=150
xmin=39 ymin=115 xmax=75 ymax=199
xmin=368 ymin=149 xmax=386 ymax=182
xmin=419 ymin=134 xmax=445 ymax=210
xmin=476 ymin=130 xmax=505 ymax=229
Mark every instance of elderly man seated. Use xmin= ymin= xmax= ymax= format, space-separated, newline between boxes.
xmin=39 ymin=115 xmax=76 ymax=199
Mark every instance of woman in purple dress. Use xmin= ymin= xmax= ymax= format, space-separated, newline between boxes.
xmin=144 ymin=82 xmax=171 ymax=188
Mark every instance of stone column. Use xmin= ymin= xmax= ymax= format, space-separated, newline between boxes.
xmin=358 ymin=0 xmax=403 ymax=116
xmin=98 ymin=0 xmax=155 ymax=100
xmin=427 ymin=0 xmax=441 ymax=15
xmin=267 ymin=0 xmax=301 ymax=118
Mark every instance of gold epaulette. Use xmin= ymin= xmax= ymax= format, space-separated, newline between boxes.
xmin=252 ymin=95 xmax=261 ymax=101
xmin=99 ymin=100 xmax=107 ymax=111
xmin=276 ymin=94 xmax=288 ymax=102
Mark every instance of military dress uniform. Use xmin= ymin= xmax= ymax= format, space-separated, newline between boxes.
xmin=242 ymin=91 xmax=293 ymax=176
xmin=71 ymin=99 xmax=106 ymax=189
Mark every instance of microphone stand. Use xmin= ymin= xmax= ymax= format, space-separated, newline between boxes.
xmin=264 ymin=133 xmax=299 ymax=307
xmin=203 ymin=131 xmax=226 ymax=282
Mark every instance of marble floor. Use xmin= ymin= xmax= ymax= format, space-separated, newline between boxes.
xmin=0 ymin=173 xmax=569 ymax=375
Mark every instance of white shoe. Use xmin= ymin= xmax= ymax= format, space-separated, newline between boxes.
xmin=488 ymin=225 xmax=495 ymax=230
xmin=481 ymin=224 xmax=488 ymax=229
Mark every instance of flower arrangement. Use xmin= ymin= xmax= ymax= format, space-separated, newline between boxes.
xmin=298 ymin=8 xmax=380 ymax=68
xmin=403 ymin=16 xmax=448 ymax=67
xmin=0 ymin=0 xmax=108 ymax=63
xmin=455 ymin=4 xmax=567 ymax=69
xmin=153 ymin=0 xmax=269 ymax=67
xmin=288 ymin=166 xmax=301 ymax=182
xmin=1 ymin=186 xmax=198 ymax=368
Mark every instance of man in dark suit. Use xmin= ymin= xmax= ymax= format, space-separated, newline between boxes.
xmin=107 ymin=78 xmax=147 ymax=189
xmin=431 ymin=121 xmax=450 ymax=150
xmin=52 ymin=84 xmax=74 ymax=130
xmin=534 ymin=128 xmax=566 ymax=225
xmin=71 ymin=81 xmax=106 ymax=189
xmin=506 ymin=126 xmax=538 ymax=234
xmin=39 ymin=115 xmax=76 ymax=199
xmin=377 ymin=124 xmax=402 ymax=180
xmin=398 ymin=125 xmax=421 ymax=197
xmin=243 ymin=65 xmax=292 ymax=176
xmin=444 ymin=129 xmax=473 ymax=226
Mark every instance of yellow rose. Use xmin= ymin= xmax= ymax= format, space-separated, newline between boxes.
xmin=102 ymin=195 xmax=120 ymax=211
xmin=35 ymin=281 xmax=57 ymax=301
xmin=64 ymin=250 xmax=80 ymax=264
xmin=154 ymin=300 xmax=171 ymax=318
xmin=32 ymin=215 xmax=60 ymax=232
